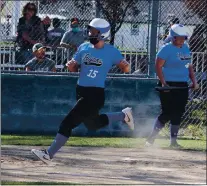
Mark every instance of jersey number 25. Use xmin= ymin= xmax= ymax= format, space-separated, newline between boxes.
xmin=87 ymin=69 xmax=98 ymax=78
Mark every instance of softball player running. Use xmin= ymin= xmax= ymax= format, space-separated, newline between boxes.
xmin=31 ymin=18 xmax=134 ymax=163
xmin=146 ymin=24 xmax=199 ymax=148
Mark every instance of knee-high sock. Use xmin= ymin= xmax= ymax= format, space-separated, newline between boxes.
xmin=147 ymin=118 xmax=164 ymax=143
xmin=170 ymin=124 xmax=179 ymax=144
xmin=106 ymin=112 xmax=125 ymax=124
xmin=47 ymin=133 xmax=68 ymax=159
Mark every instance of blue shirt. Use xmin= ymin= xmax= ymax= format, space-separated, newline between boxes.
xmin=156 ymin=43 xmax=191 ymax=82
xmin=73 ymin=42 xmax=124 ymax=88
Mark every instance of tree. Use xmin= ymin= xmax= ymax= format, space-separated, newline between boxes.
xmin=184 ymin=0 xmax=207 ymax=52
xmin=72 ymin=0 xmax=139 ymax=45
xmin=184 ymin=0 xmax=207 ymax=21
xmin=39 ymin=0 xmax=58 ymax=5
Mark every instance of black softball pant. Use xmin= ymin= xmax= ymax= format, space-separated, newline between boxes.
xmin=157 ymin=81 xmax=189 ymax=126
xmin=58 ymin=85 xmax=109 ymax=137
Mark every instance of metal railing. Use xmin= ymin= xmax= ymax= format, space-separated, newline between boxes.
xmin=0 ymin=44 xmax=149 ymax=74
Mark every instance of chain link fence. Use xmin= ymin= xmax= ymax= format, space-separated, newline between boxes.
xmin=1 ymin=0 xmax=206 ymax=138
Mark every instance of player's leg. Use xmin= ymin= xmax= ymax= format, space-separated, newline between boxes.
xmin=170 ymin=88 xmax=188 ymax=147
xmin=106 ymin=107 xmax=134 ymax=130
xmin=82 ymin=87 xmax=134 ymax=130
xmin=31 ymin=96 xmax=89 ymax=163
xmin=84 ymin=107 xmax=134 ymax=131
xmin=146 ymin=90 xmax=171 ymax=146
xmin=75 ymin=85 xmax=134 ymax=130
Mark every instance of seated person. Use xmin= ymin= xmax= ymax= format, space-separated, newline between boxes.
xmin=25 ymin=43 xmax=56 ymax=72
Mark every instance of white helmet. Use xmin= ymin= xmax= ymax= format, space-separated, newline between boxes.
xmin=169 ymin=24 xmax=189 ymax=39
xmin=88 ymin=18 xmax=110 ymax=40
xmin=164 ymin=24 xmax=189 ymax=43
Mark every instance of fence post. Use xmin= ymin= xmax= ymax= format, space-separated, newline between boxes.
xmin=92 ymin=0 xmax=100 ymax=18
xmin=149 ymin=0 xmax=159 ymax=78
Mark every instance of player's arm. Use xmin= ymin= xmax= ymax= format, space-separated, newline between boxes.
xmin=188 ymin=64 xmax=199 ymax=90
xmin=117 ymin=60 xmax=130 ymax=73
xmin=66 ymin=59 xmax=79 ymax=72
xmin=155 ymin=57 xmax=168 ymax=86
xmin=155 ymin=45 xmax=171 ymax=86
xmin=66 ymin=43 xmax=83 ymax=72
xmin=113 ymin=48 xmax=130 ymax=73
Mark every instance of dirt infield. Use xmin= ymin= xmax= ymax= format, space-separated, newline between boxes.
xmin=1 ymin=145 xmax=206 ymax=184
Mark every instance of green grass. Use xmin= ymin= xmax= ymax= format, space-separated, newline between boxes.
xmin=1 ymin=181 xmax=78 ymax=185
xmin=1 ymin=135 xmax=206 ymax=151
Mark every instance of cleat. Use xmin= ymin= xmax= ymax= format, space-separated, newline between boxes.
xmin=31 ymin=149 xmax=52 ymax=164
xmin=122 ymin=107 xmax=134 ymax=130
xmin=169 ymin=142 xmax=182 ymax=149
xmin=145 ymin=141 xmax=153 ymax=147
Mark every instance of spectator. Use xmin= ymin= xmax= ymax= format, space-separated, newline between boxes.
xmin=16 ymin=3 xmax=45 ymax=64
xmin=60 ymin=17 xmax=85 ymax=61
xmin=47 ymin=18 xmax=65 ymax=48
xmin=46 ymin=18 xmax=66 ymax=66
xmin=25 ymin=43 xmax=56 ymax=72
xmin=42 ymin=16 xmax=51 ymax=43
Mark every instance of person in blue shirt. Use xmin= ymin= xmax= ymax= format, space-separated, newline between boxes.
xmin=146 ymin=24 xmax=199 ymax=148
xmin=31 ymin=18 xmax=135 ymax=163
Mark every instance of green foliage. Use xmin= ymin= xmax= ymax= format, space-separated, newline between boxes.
xmin=71 ymin=0 xmax=139 ymax=45
xmin=184 ymin=0 xmax=207 ymax=21
xmin=184 ymin=125 xmax=206 ymax=140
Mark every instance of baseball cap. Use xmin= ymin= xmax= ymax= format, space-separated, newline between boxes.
xmin=71 ymin=17 xmax=79 ymax=25
xmin=169 ymin=17 xmax=180 ymax=25
xmin=32 ymin=43 xmax=45 ymax=52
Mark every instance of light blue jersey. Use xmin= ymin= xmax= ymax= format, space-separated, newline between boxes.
xmin=73 ymin=42 xmax=124 ymax=88
xmin=156 ymin=43 xmax=191 ymax=82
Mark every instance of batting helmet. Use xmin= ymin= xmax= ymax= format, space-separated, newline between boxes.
xmin=88 ymin=18 xmax=110 ymax=40
xmin=169 ymin=24 xmax=189 ymax=39
xmin=164 ymin=24 xmax=189 ymax=43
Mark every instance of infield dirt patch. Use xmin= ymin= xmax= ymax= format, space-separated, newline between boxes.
xmin=1 ymin=145 xmax=206 ymax=184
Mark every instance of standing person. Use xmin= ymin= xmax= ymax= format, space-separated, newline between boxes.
xmin=25 ymin=43 xmax=56 ymax=72
xmin=16 ymin=2 xmax=45 ymax=64
xmin=60 ymin=17 xmax=85 ymax=61
xmin=31 ymin=18 xmax=135 ymax=163
xmin=145 ymin=24 xmax=199 ymax=148
xmin=47 ymin=18 xmax=65 ymax=48
xmin=47 ymin=18 xmax=66 ymax=65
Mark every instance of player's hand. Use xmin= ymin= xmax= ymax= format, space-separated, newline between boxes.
xmin=190 ymin=82 xmax=199 ymax=90
xmin=161 ymin=82 xmax=170 ymax=92
xmin=66 ymin=60 xmax=78 ymax=72
xmin=161 ymin=82 xmax=169 ymax=87
xmin=118 ymin=60 xmax=129 ymax=73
